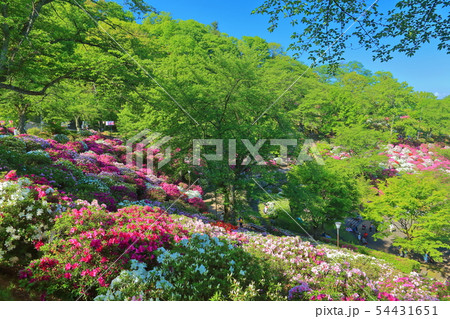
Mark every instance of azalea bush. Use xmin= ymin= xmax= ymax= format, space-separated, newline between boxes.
xmin=20 ymin=205 xmax=188 ymax=300
xmin=382 ymin=143 xmax=450 ymax=173
xmin=0 ymin=135 xmax=26 ymax=153
xmin=17 ymin=135 xmax=51 ymax=151
xmin=176 ymin=216 xmax=249 ymax=245
xmin=96 ymin=233 xmax=284 ymax=301
xmin=243 ymin=236 xmax=447 ymax=301
xmin=375 ymin=273 xmax=448 ymax=301
xmin=288 ymin=282 xmax=312 ymax=300
xmin=0 ymin=172 xmax=70 ymax=265
xmin=187 ymin=197 xmax=207 ymax=211
xmin=76 ymin=177 xmax=109 ymax=194
xmin=0 ymin=145 xmax=25 ymax=171
xmin=54 ymin=160 xmax=85 ymax=180
xmin=146 ymin=187 xmax=167 ymax=202
xmin=210 ymin=221 xmax=238 ymax=233
xmin=0 ymin=134 xmax=445 ymax=302
xmin=24 ymin=150 xmax=52 ymax=166
xmin=53 ymin=134 xmax=70 ymax=144
xmin=25 ymin=165 xmax=77 ymax=189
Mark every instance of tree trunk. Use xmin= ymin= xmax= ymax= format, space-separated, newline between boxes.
xmin=18 ymin=111 xmax=27 ymax=134
xmin=229 ymin=184 xmax=236 ymax=221
xmin=75 ymin=116 xmax=80 ymax=132
xmin=223 ymin=187 xmax=231 ymax=222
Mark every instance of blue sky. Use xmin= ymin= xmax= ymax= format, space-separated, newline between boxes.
xmin=114 ymin=0 xmax=449 ymax=98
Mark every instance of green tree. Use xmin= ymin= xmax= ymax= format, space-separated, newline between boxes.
xmin=366 ymin=72 xmax=416 ymax=137
xmin=283 ymin=161 xmax=359 ymax=236
xmin=0 ymin=0 xmax=153 ymax=132
xmin=364 ymin=171 xmax=450 ymax=261
xmin=0 ymin=91 xmax=44 ymax=133
xmin=325 ymin=124 xmax=392 ymax=178
xmin=41 ymin=81 xmax=103 ymax=131
xmin=417 ymin=94 xmax=450 ymax=140
xmin=291 ymin=70 xmax=373 ymax=137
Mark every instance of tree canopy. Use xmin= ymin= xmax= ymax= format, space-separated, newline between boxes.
xmin=364 ymin=171 xmax=449 ymax=260
xmin=253 ymin=1 xmax=450 ymax=65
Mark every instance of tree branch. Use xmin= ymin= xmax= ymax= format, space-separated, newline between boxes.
xmin=8 ymin=0 xmax=55 ymax=64
xmin=0 ymin=70 xmax=77 ymax=95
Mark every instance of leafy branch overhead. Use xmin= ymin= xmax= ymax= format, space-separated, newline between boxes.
xmin=253 ymin=0 xmax=450 ymax=65
xmin=0 ymin=0 xmax=155 ymax=96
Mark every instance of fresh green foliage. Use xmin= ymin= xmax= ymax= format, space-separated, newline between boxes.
xmin=364 ymin=171 xmax=450 ymax=260
xmin=253 ymin=1 xmax=449 ymax=65
xmin=284 ymin=161 xmax=359 ymax=235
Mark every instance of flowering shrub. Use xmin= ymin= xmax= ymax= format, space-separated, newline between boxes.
xmin=288 ymin=282 xmax=311 ymax=300
xmin=76 ymin=177 xmax=109 ymax=194
xmin=92 ymin=192 xmax=117 ymax=211
xmin=65 ymin=141 xmax=88 ymax=153
xmin=95 ymin=233 xmax=282 ymax=301
xmin=17 ymin=135 xmax=51 ymax=151
xmin=375 ymin=273 xmax=447 ymax=301
xmin=53 ymin=134 xmax=69 ymax=144
xmin=20 ymin=205 xmax=187 ymax=300
xmin=0 ymin=174 xmax=69 ymax=264
xmin=377 ymin=292 xmax=399 ymax=301
xmin=382 ymin=143 xmax=450 ymax=173
xmin=176 ymin=216 xmax=248 ymax=245
xmin=210 ymin=221 xmax=238 ymax=233
xmin=0 ymin=135 xmax=26 ymax=153
xmin=160 ymin=182 xmax=181 ymax=199
xmin=54 ymin=160 xmax=85 ymax=180
xmin=44 ymin=149 xmax=74 ymax=162
xmin=243 ymin=235 xmax=447 ymax=301
xmin=75 ymin=153 xmax=98 ymax=165
xmin=0 ymin=134 xmax=445 ymax=301
xmin=0 ymin=127 xmax=10 ymax=135
xmin=146 ymin=187 xmax=167 ymax=202
xmin=187 ymin=197 xmax=207 ymax=211
xmin=110 ymin=185 xmax=137 ymax=202
xmin=25 ymin=165 xmax=77 ymax=189
xmin=97 ymin=154 xmax=117 ymax=166
xmin=24 ymin=150 xmax=52 ymax=166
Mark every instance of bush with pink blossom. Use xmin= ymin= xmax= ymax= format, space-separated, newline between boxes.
xmin=20 ymin=205 xmax=188 ymax=300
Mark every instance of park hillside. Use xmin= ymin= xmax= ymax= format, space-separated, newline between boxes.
xmin=0 ymin=0 xmax=449 ymax=301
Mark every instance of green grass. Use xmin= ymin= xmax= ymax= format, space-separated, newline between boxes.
xmin=256 ymin=199 xmax=306 ymax=234
xmin=356 ymin=246 xmax=422 ymax=273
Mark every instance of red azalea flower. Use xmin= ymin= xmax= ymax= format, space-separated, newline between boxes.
xmin=4 ymin=170 xmax=18 ymax=181
xmin=34 ymin=241 xmax=45 ymax=251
